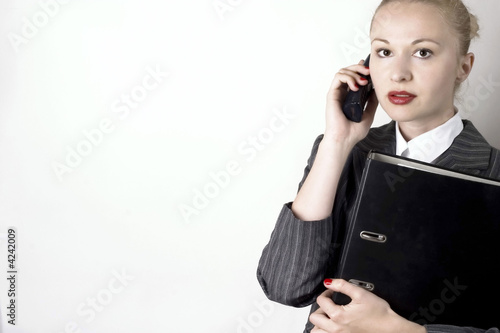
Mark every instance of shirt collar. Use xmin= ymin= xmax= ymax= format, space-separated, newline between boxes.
xmin=395 ymin=112 xmax=464 ymax=163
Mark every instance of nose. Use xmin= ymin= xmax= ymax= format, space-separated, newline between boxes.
xmin=391 ymin=56 xmax=412 ymax=82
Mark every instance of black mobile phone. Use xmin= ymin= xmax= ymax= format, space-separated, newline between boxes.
xmin=342 ymin=55 xmax=374 ymax=122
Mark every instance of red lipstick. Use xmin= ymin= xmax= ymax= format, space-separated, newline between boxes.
xmin=388 ymin=91 xmax=416 ymax=105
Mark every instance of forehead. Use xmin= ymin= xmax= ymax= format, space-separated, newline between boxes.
xmin=371 ymin=2 xmax=455 ymax=41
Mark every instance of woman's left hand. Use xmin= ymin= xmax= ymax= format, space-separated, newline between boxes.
xmin=309 ymin=279 xmax=427 ymax=333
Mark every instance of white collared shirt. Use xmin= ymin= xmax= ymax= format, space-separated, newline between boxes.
xmin=395 ymin=112 xmax=464 ymax=163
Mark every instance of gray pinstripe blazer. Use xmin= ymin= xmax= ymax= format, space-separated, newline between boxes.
xmin=257 ymin=120 xmax=500 ymax=333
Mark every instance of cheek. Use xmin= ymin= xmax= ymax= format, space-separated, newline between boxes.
xmin=419 ymin=65 xmax=457 ymax=94
xmin=369 ymin=69 xmax=385 ymax=91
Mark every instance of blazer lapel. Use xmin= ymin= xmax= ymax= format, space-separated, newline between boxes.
xmin=357 ymin=121 xmax=397 ymax=155
xmin=433 ymin=120 xmax=492 ymax=175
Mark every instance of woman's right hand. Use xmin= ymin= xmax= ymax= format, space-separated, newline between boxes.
xmin=291 ymin=59 xmax=379 ymax=221
xmin=324 ymin=59 xmax=379 ymax=148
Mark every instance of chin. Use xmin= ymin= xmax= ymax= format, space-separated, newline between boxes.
xmin=379 ymin=102 xmax=416 ymax=123
xmin=384 ymin=113 xmax=414 ymax=123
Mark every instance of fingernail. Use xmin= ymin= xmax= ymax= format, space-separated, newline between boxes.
xmin=365 ymin=66 xmax=370 ymax=69
xmin=324 ymin=278 xmax=333 ymax=286
xmin=355 ymin=83 xmax=359 ymax=88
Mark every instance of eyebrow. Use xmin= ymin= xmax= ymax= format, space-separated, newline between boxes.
xmin=371 ymin=38 xmax=441 ymax=46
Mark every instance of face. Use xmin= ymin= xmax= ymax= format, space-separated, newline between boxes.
xmin=370 ymin=2 xmax=473 ymax=135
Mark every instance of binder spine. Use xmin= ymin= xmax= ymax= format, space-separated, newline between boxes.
xmin=335 ymin=155 xmax=374 ymax=279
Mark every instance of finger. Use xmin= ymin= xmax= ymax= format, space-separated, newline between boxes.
xmin=338 ymin=66 xmax=371 ymax=83
xmin=309 ymin=309 xmax=340 ymax=332
xmin=320 ymin=287 xmax=335 ymax=299
xmin=315 ymin=288 xmax=342 ymax=321
xmin=327 ymin=65 xmax=371 ymax=104
xmin=312 ymin=306 xmax=328 ymax=316
xmin=324 ymin=278 xmax=366 ymax=301
xmin=311 ymin=326 xmax=330 ymax=333
xmin=328 ymin=72 xmax=365 ymax=102
xmin=337 ymin=63 xmax=370 ymax=79
xmin=316 ymin=288 xmax=335 ymax=311
xmin=348 ymin=63 xmax=371 ymax=76
xmin=333 ymin=70 xmax=360 ymax=92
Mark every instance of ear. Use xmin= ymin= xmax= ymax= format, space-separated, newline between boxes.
xmin=456 ymin=52 xmax=475 ymax=83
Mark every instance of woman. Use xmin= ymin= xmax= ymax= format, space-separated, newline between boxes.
xmin=257 ymin=0 xmax=500 ymax=332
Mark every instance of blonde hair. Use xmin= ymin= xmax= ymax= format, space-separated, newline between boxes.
xmin=371 ymin=0 xmax=479 ymax=55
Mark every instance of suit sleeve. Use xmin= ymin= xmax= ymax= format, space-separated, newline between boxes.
xmin=256 ymin=202 xmax=334 ymax=307
xmin=425 ymin=325 xmax=499 ymax=333
xmin=256 ymin=135 xmax=352 ymax=307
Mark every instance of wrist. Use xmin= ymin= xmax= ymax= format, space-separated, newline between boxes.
xmin=322 ymin=128 xmax=361 ymax=150
xmin=387 ymin=310 xmax=427 ymax=333
xmin=320 ymin=133 xmax=356 ymax=155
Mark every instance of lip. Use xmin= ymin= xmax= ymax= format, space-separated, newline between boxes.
xmin=388 ymin=91 xmax=416 ymax=105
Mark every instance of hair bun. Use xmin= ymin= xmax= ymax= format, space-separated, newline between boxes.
xmin=469 ymin=12 xmax=480 ymax=39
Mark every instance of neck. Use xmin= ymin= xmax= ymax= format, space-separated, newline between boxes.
xmin=398 ymin=108 xmax=456 ymax=141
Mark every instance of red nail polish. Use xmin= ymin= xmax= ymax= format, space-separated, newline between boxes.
xmin=324 ymin=278 xmax=333 ymax=286
xmin=365 ymin=66 xmax=370 ymax=69
xmin=355 ymin=83 xmax=359 ymax=88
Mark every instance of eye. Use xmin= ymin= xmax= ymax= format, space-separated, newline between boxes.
xmin=414 ymin=48 xmax=433 ymax=59
xmin=376 ymin=49 xmax=392 ymax=57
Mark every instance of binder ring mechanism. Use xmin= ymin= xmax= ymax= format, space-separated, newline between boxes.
xmin=349 ymin=279 xmax=375 ymax=291
xmin=360 ymin=231 xmax=387 ymax=243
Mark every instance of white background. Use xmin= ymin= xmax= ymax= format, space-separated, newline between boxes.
xmin=0 ymin=1 xmax=499 ymax=332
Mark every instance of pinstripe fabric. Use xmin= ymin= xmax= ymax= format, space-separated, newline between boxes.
xmin=256 ymin=120 xmax=500 ymax=333
xmin=425 ymin=325 xmax=500 ymax=333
